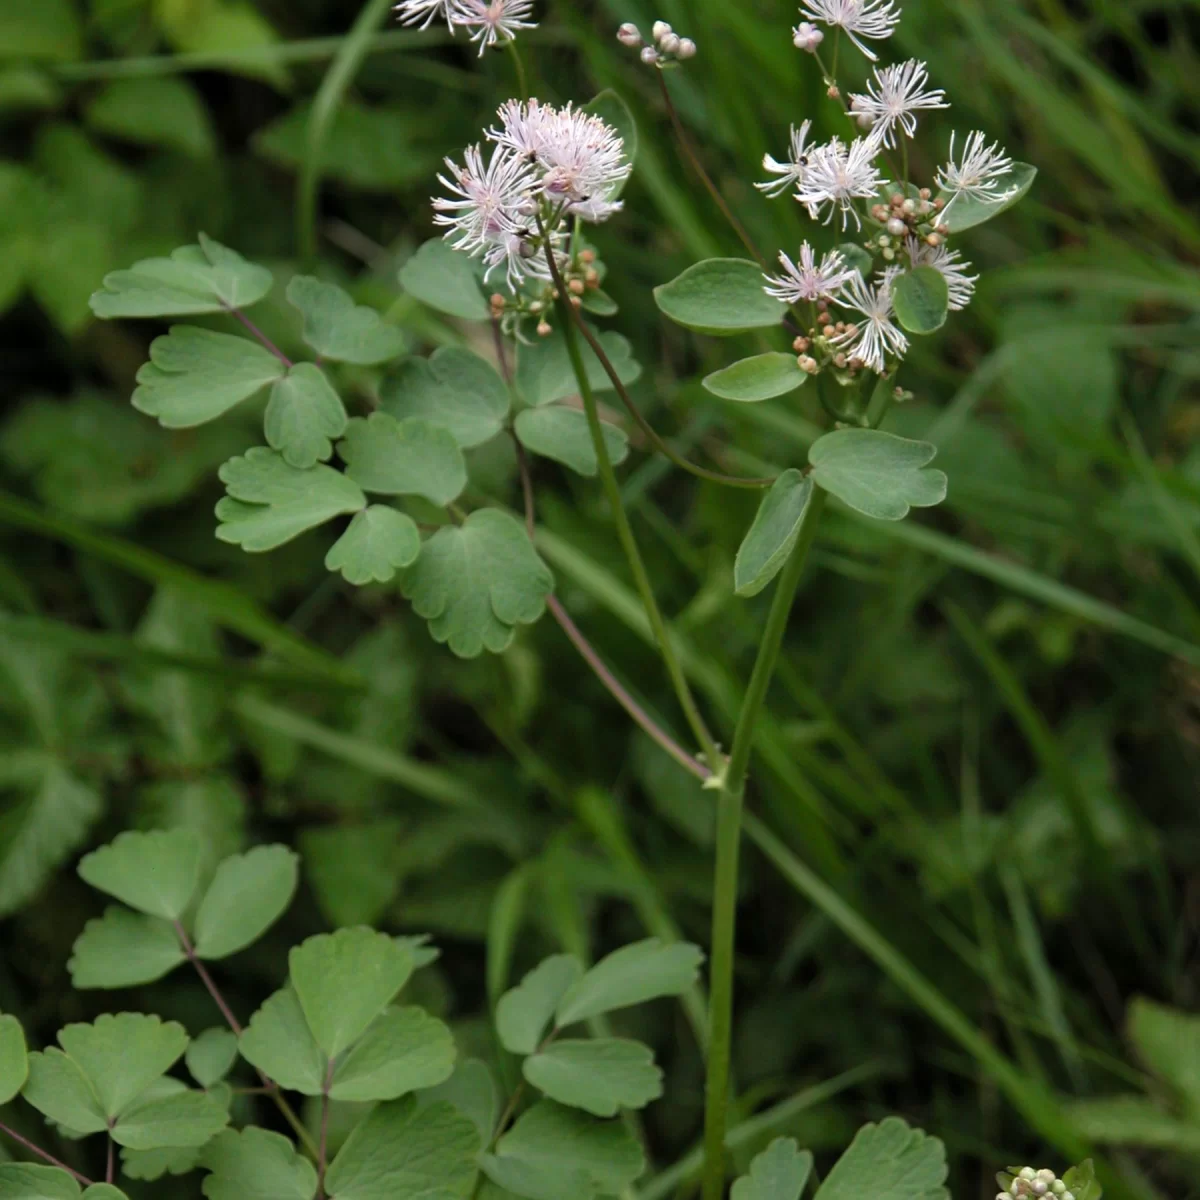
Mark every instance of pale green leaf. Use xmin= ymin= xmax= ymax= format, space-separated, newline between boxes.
xmin=809 ymin=430 xmax=947 ymax=521
xmin=193 ymin=844 xmax=299 ymax=960
xmin=0 ymin=1165 xmax=80 ymax=1200
xmin=417 ymin=1058 xmax=497 ymax=1145
xmin=82 ymin=1187 xmax=129 ymax=1200
xmin=654 ymin=259 xmax=786 ymax=336
xmin=891 ymin=267 xmax=949 ymax=335
xmin=338 ymin=414 xmax=467 ymax=506
xmin=814 ymin=1117 xmax=948 ymax=1200
xmin=514 ymin=408 xmax=629 ymax=477
xmin=122 ymin=1144 xmax=204 ymax=1182
xmin=398 ymin=239 xmax=490 ymax=321
xmin=133 ymin=328 xmax=285 ymax=427
xmin=935 ymin=163 xmax=1037 ymax=234
xmin=1067 ymin=1095 xmax=1200 ymax=1153
xmin=381 ymin=348 xmax=510 ymax=449
xmin=401 ymin=509 xmax=554 ymax=658
xmin=496 ymin=955 xmax=583 ymax=1055
xmin=1062 ymin=1159 xmax=1102 ymax=1200
xmin=84 ymin=77 xmax=215 ymax=157
xmin=523 ymin=1038 xmax=662 ymax=1117
xmin=22 ymin=1050 xmax=108 ymax=1134
xmin=330 ymin=1006 xmax=456 ymax=1102
xmin=1128 ymin=996 xmax=1200 ymax=1116
xmin=238 ymin=986 xmax=326 ymax=1096
xmin=112 ymin=1088 xmax=229 ymax=1150
xmin=265 ymin=364 xmax=348 ymax=469
xmin=515 ymin=329 xmax=641 ymax=407
xmin=186 ymin=1029 xmax=239 ymax=1089
xmin=77 ymin=828 xmax=203 ymax=920
xmin=286 ymin=275 xmax=405 ymax=365
xmin=200 ymin=1126 xmax=318 ymax=1200
xmin=290 ymin=928 xmax=414 ymax=1059
xmin=555 ymin=938 xmax=704 ymax=1027
xmin=0 ymin=1013 xmax=27 ymax=1105
xmin=731 ymin=1138 xmax=813 ymax=1200
xmin=215 ymin=448 xmax=365 ymax=552
xmin=704 ymin=353 xmax=808 ymax=403
xmin=68 ymin=907 xmax=185 ymax=989
xmin=734 ymin=471 xmax=814 ymax=598
xmin=325 ymin=506 xmax=421 ymax=586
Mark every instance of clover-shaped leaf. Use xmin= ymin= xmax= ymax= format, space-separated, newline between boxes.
xmin=381 ymin=347 xmax=510 ymax=449
xmin=265 ymin=363 xmax=348 ymax=468
xmin=90 ymin=234 xmax=272 ymax=319
xmin=401 ymin=509 xmax=554 ymax=658
xmin=514 ymin=407 xmax=629 ymax=477
xmin=200 ymin=1127 xmax=318 ymax=1200
xmin=286 ymin=275 xmax=405 ymax=365
xmin=192 ymin=844 xmax=299 ymax=960
xmin=68 ymin=907 xmax=185 ymax=989
xmin=329 ymin=1006 xmax=456 ymax=1102
xmin=215 ymin=448 xmax=365 ymax=552
xmin=654 ymin=259 xmax=786 ymax=337
xmin=497 ymin=955 xmax=583 ymax=1056
xmin=338 ymin=413 xmax=467 ymax=507
xmin=0 ymin=1012 xmax=27 ymax=1106
xmin=185 ymin=1029 xmax=239 ymax=1089
xmin=325 ymin=506 xmax=421 ymax=586
xmin=238 ymin=985 xmax=326 ymax=1095
xmin=77 ymin=828 xmax=203 ymax=921
xmin=398 ymin=238 xmax=491 ymax=321
xmin=808 ymin=429 xmax=947 ymax=521
xmin=555 ymin=938 xmax=704 ymax=1027
xmin=814 ymin=1117 xmax=948 ymax=1200
xmin=732 ymin=1138 xmax=813 ymax=1200
xmin=133 ymin=327 xmax=285 ymax=428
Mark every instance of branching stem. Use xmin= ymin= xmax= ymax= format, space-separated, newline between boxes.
xmin=0 ymin=1122 xmax=92 ymax=1186
xmin=223 ymin=305 xmax=293 ymax=368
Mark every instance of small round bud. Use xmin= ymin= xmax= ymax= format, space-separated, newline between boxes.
xmin=919 ymin=187 xmax=931 ymax=199
xmin=844 ymin=323 xmax=858 ymax=337
xmin=529 ymin=301 xmax=543 ymax=314
xmin=652 ymin=19 xmax=672 ymax=40
xmin=833 ymin=352 xmax=848 ymax=368
xmin=537 ymin=320 xmax=552 ymax=337
xmin=585 ymin=267 xmax=600 ymax=285
xmin=1051 ymin=1183 xmax=1066 ymax=1195
xmin=872 ymin=204 xmax=889 ymax=221
xmin=677 ymin=37 xmax=697 ymax=58
xmin=1062 ymin=1193 xmax=1074 ymax=1200
xmin=878 ymin=235 xmax=890 ymax=247
xmin=1011 ymin=1182 xmax=1022 ymax=1196
xmin=640 ymin=45 xmax=660 ymax=63
xmin=822 ymin=324 xmax=836 ymax=338
xmin=826 ymin=83 xmax=840 ymax=99
xmin=891 ymin=192 xmax=905 ymax=207
xmin=490 ymin=293 xmax=506 ymax=309
xmin=792 ymin=21 xmax=824 ymax=51
xmin=887 ymin=217 xmax=907 ymax=236
xmin=932 ymin=196 xmax=945 ymax=209
xmin=925 ymin=232 xmax=943 ymax=247
xmin=570 ymin=295 xmax=583 ymax=308
xmin=659 ymin=31 xmax=680 ymax=53
xmin=1033 ymin=1184 xmax=1048 ymax=1194
xmin=882 ymin=247 xmax=896 ymax=260
xmin=901 ymin=198 xmax=917 ymax=214
xmin=568 ymin=278 xmax=585 ymax=295
xmin=1020 ymin=1170 xmax=1037 ymax=1182
xmin=579 ymin=248 xmax=596 ymax=264
xmin=1037 ymin=1172 xmax=1057 ymax=1184
xmin=616 ymin=22 xmax=642 ymax=46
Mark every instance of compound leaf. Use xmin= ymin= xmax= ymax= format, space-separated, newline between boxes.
xmin=265 ymin=364 xmax=348 ymax=468
xmin=555 ymin=939 xmax=704 ymax=1027
xmin=496 ymin=955 xmax=583 ymax=1056
xmin=522 ymin=1039 xmax=662 ymax=1117
xmin=338 ymin=413 xmax=466 ymax=506
xmin=381 ymin=348 xmax=510 ymax=450
xmin=77 ymin=828 xmax=203 ymax=921
xmin=68 ymin=907 xmax=185 ymax=989
xmin=193 ymin=844 xmax=299 ymax=960
xmin=21 ymin=1050 xmax=107 ymax=1135
xmin=330 ymin=1006 xmax=456 ymax=1102
xmin=286 ymin=275 xmax=405 ymax=364
xmin=808 ymin=429 xmax=947 ymax=521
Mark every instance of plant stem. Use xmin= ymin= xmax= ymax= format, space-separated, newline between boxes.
xmin=106 ymin=1135 xmax=114 ymax=1184
xmin=699 ymin=484 xmax=829 ymax=1200
xmin=223 ymin=305 xmax=293 ymax=367
xmin=0 ymin=1122 xmax=92 ymax=1185
xmin=316 ymin=1063 xmax=334 ymax=1198
xmin=505 ymin=39 xmax=528 ymax=99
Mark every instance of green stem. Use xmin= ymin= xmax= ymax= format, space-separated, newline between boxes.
xmin=700 ymin=484 xmax=829 ymax=1200
xmin=505 ymin=39 xmax=529 ymax=99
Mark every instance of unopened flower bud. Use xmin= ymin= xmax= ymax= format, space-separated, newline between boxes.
xmin=891 ymin=192 xmax=904 ymax=207
xmin=1037 ymin=1172 xmax=1056 ymax=1184
xmin=529 ymin=301 xmax=543 ymax=314
xmin=856 ymin=112 xmax=874 ymax=129
xmin=1033 ymin=1184 xmax=1047 ymax=1195
xmin=652 ymin=19 xmax=672 ymax=40
xmin=1051 ymin=1184 xmax=1066 ymax=1195
xmin=925 ymin=231 xmax=942 ymax=247
xmin=568 ymin=278 xmax=585 ymax=295
xmin=579 ymin=248 xmax=596 ymax=264
xmin=882 ymin=247 xmax=895 ymax=260
xmin=570 ymin=294 xmax=583 ymax=308
xmin=1020 ymin=1170 xmax=1037 ymax=1182
xmin=822 ymin=324 xmax=836 ymax=338
xmin=659 ymin=31 xmax=680 ymax=53
xmin=919 ymin=187 xmax=931 ymax=199
xmin=887 ymin=217 xmax=906 ymax=236
xmin=1062 ymin=1192 xmax=1075 ymax=1200
xmin=878 ymin=235 xmax=890 ymax=247
xmin=901 ymin=198 xmax=916 ymax=214
xmin=792 ymin=21 xmax=823 ymax=51
xmin=640 ymin=45 xmax=660 ymax=63
xmin=490 ymin=293 xmax=506 ymax=309
xmin=537 ymin=320 xmax=552 ymax=337
xmin=826 ymin=83 xmax=840 ymax=98
xmin=585 ymin=268 xmax=600 ymax=285
xmin=998 ymin=1193 xmax=1011 ymax=1200
xmin=617 ymin=22 xmax=642 ymax=46
xmin=677 ymin=37 xmax=697 ymax=58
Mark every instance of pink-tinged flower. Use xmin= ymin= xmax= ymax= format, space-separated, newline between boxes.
xmin=830 ymin=271 xmax=908 ymax=372
xmin=764 ymin=243 xmax=857 ymax=304
xmin=756 ymin=121 xmax=815 ymax=198
xmin=935 ymin=130 xmax=1017 ymax=221
xmin=451 ymin=0 xmax=537 ymax=55
xmin=394 ymin=0 xmax=456 ymax=30
xmin=794 ymin=135 xmax=884 ymax=230
xmin=848 ymin=59 xmax=948 ymax=147
xmin=797 ymin=0 xmax=901 ymax=61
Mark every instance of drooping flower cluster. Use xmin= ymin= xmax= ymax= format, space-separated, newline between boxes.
xmin=615 ymin=19 xmax=697 ymax=65
xmin=394 ymin=0 xmax=536 ymax=55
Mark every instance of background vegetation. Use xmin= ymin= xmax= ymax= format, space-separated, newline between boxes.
xmin=1 ymin=0 xmax=1199 ymax=1196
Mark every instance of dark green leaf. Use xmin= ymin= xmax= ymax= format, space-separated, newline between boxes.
xmin=734 ymin=471 xmax=813 ymax=598
xmin=808 ymin=430 xmax=946 ymax=521
xmin=514 ymin=407 xmax=629 ymax=477
xmin=814 ymin=1118 xmax=948 ymax=1200
xmin=891 ymin=267 xmax=949 ymax=335
xmin=68 ymin=907 xmax=185 ymax=989
xmin=583 ymin=90 xmax=636 ymax=199
xmin=84 ymin=77 xmax=215 ymax=157
xmin=338 ymin=414 xmax=467 ymax=506
xmin=704 ymin=353 xmax=807 ymax=403
xmin=265 ymin=364 xmax=348 ymax=469
xmin=515 ymin=329 xmax=641 ymax=407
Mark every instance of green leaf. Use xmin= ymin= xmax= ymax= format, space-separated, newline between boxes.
xmin=703 ymin=353 xmax=808 ymax=403
xmin=133 ymin=328 xmax=286 ymax=428
xmin=91 ymin=235 xmax=273 ymax=319
xmin=485 ymin=1100 xmax=644 ymax=1200
xmin=325 ymin=507 xmax=421 ymax=586
xmin=0 ymin=0 xmax=82 ymax=61
xmin=814 ymin=1118 xmax=948 ymax=1200
xmin=555 ymin=938 xmax=704 ymax=1027
xmin=398 ymin=239 xmax=490 ymax=321
xmin=514 ymin=408 xmax=629 ymax=477
xmin=1067 ymin=1096 xmax=1200 ymax=1152
xmin=401 ymin=509 xmax=554 ymax=658
xmin=732 ymin=1138 xmax=813 ymax=1200
xmin=193 ymin=844 xmax=299 ymax=960
xmin=238 ymin=985 xmax=326 ymax=1096
xmin=808 ymin=430 xmax=947 ymax=521
xmin=734 ymin=471 xmax=813 ymax=598
xmin=417 ymin=1058 xmax=497 ymax=1145
xmin=515 ymin=329 xmax=641 ymax=408
xmin=286 ymin=276 xmax=405 ymax=365
xmin=186 ymin=1029 xmax=239 ymax=1089
xmin=891 ymin=267 xmax=949 ymax=335
xmin=200 ymin=1126 xmax=318 ymax=1200
xmin=1062 ymin=1160 xmax=1102 ymax=1200
xmin=381 ymin=348 xmax=510 ymax=450
xmin=338 ymin=414 xmax=467 ymax=506
xmin=523 ymin=1038 xmax=662 ymax=1117
xmin=215 ymin=449 xmax=366 ymax=552
xmin=583 ymin=90 xmax=636 ymax=199
xmin=935 ymin=163 xmax=1037 ymax=234
xmin=77 ymin=828 xmax=203 ymax=920
xmin=84 ymin=77 xmax=215 ymax=157
xmin=496 ymin=955 xmax=584 ymax=1055
xmin=299 ymin=822 xmax=403 ymax=927
xmin=0 ymin=1165 xmax=80 ymax=1200
xmin=1128 ymin=997 xmax=1200 ymax=1116
xmin=68 ymin=907 xmax=185 ymax=989
xmin=265 ymin=364 xmax=349 ymax=469
xmin=837 ymin=244 xmax=874 ymax=278
xmin=290 ymin=928 xmax=414 ymax=1059
xmin=0 ymin=1013 xmax=27 ymax=1105
xmin=82 ymin=1187 xmax=129 ymax=1200
xmin=654 ymin=259 xmax=786 ymax=336
xmin=22 ymin=1050 xmax=107 ymax=1134
xmin=330 ymin=1006 xmax=456 ymax=1102
xmin=112 ymin=1088 xmax=230 ymax=1149
xmin=325 ymin=1096 xmax=479 ymax=1200
xmin=122 ymin=1144 xmax=204 ymax=1182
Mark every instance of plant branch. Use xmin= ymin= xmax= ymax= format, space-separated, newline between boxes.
xmin=106 ymin=1134 xmax=114 ymax=1184
xmin=316 ymin=1063 xmax=334 ymax=1199
xmin=223 ymin=305 xmax=293 ymax=368
xmin=0 ymin=1122 xmax=93 ymax=1186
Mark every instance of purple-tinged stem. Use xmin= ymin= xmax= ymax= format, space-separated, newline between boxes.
xmin=0 ymin=1121 xmax=92 ymax=1186
xmin=223 ymin=304 xmax=293 ymax=368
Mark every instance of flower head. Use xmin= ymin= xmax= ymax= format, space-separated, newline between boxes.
xmin=906 ymin=236 xmax=977 ymax=310
xmin=797 ymin=0 xmax=901 ymax=61
xmin=756 ymin=121 xmax=814 ymax=198
xmin=394 ymin=0 xmax=456 ymax=29
xmin=848 ymin=59 xmax=947 ymax=147
xmin=764 ymin=243 xmax=857 ymax=304
xmin=831 ymin=271 xmax=908 ymax=372
xmin=794 ymin=135 xmax=884 ymax=229
xmin=451 ymin=0 xmax=537 ymax=55
xmin=935 ymin=130 xmax=1016 ymax=221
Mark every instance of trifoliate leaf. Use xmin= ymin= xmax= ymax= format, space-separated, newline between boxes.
xmin=1062 ymin=1160 xmax=1102 ymax=1200
xmin=734 ymin=471 xmax=814 ymax=598
xmin=77 ymin=828 xmax=203 ymax=920
xmin=381 ymin=348 xmax=510 ymax=450
xmin=0 ymin=1013 xmax=27 ymax=1105
xmin=338 ymin=414 xmax=467 ymax=506
xmin=290 ymin=928 xmax=414 ymax=1060
xmin=238 ymin=985 xmax=326 ymax=1095
xmin=814 ymin=1117 xmax=948 ymax=1200
xmin=523 ymin=1038 xmax=662 ymax=1117
xmin=401 ymin=509 xmax=554 ymax=658
xmin=1128 ymin=997 xmax=1200 ymax=1116
xmin=193 ymin=844 xmax=299 ymax=960
xmin=555 ymin=938 xmax=704 ymax=1027
xmin=186 ymin=1029 xmax=239 ymax=1089
xmin=703 ymin=353 xmax=808 ymax=403
xmin=22 ymin=1049 xmax=108 ymax=1134
xmin=808 ymin=430 xmax=947 ymax=521
xmin=264 ymin=364 xmax=348 ymax=468
xmin=935 ymin=163 xmax=1036 ymax=234
xmin=398 ymin=239 xmax=490 ymax=321
xmin=215 ymin=448 xmax=365 ymax=552
xmin=68 ymin=907 xmax=185 ymax=989
xmin=514 ymin=407 xmax=629 ymax=477
xmin=90 ymin=235 xmax=273 ymax=319
xmin=84 ymin=77 xmax=215 ymax=158
xmin=286 ymin=275 xmax=405 ymax=365
xmin=112 ymin=1089 xmax=229 ymax=1150
xmin=654 ymin=259 xmax=786 ymax=336
xmin=731 ymin=1138 xmax=813 ymax=1200
xmin=132 ymin=327 xmax=285 ymax=428
xmin=330 ymin=1006 xmax=456 ymax=1102
xmin=0 ymin=1164 xmax=80 ymax=1200
xmin=496 ymin=955 xmax=583 ymax=1055
xmin=416 ymin=1059 xmax=497 ymax=1145
xmin=200 ymin=1126 xmax=318 ymax=1200
xmin=325 ymin=506 xmax=421 ymax=586
xmin=515 ymin=328 xmax=642 ymax=407
xmin=891 ymin=267 xmax=949 ymax=335
xmin=325 ymin=1097 xmax=479 ymax=1200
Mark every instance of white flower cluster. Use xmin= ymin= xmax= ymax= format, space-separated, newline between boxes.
xmin=394 ymin=0 xmax=536 ymax=55
xmin=434 ymin=99 xmax=631 ymax=288
xmin=1001 ymin=1166 xmax=1077 ymax=1200
xmin=616 ymin=19 xmax=697 ymax=65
